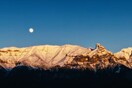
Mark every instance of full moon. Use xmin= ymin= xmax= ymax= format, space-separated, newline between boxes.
xmin=29 ymin=28 xmax=34 ymax=33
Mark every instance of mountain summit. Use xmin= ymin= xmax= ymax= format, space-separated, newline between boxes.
xmin=0 ymin=44 xmax=132 ymax=70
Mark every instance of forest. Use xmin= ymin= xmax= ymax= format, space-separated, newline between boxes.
xmin=0 ymin=65 xmax=132 ymax=88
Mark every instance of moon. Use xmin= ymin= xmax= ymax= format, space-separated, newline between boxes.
xmin=29 ymin=28 xmax=34 ymax=33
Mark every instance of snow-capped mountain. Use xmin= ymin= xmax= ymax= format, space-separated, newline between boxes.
xmin=0 ymin=44 xmax=132 ymax=69
xmin=114 ymin=47 xmax=132 ymax=68
xmin=0 ymin=45 xmax=90 ymax=69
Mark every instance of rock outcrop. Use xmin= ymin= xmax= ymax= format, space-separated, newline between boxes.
xmin=66 ymin=43 xmax=116 ymax=70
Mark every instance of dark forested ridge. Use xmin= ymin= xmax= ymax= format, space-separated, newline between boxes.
xmin=0 ymin=65 xmax=132 ymax=88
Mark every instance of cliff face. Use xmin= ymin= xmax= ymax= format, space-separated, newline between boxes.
xmin=0 ymin=44 xmax=132 ymax=70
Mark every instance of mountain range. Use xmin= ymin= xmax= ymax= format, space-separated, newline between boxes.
xmin=0 ymin=43 xmax=132 ymax=70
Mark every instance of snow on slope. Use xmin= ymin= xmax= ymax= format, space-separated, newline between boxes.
xmin=0 ymin=45 xmax=91 ymax=69
xmin=0 ymin=44 xmax=132 ymax=69
xmin=114 ymin=47 xmax=132 ymax=68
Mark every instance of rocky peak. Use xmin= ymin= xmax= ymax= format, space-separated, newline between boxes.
xmin=69 ymin=44 xmax=114 ymax=70
xmin=88 ymin=44 xmax=113 ymax=69
xmin=88 ymin=43 xmax=112 ymax=57
xmin=96 ymin=43 xmax=105 ymax=50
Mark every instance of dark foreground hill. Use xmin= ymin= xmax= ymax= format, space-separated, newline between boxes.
xmin=0 ymin=65 xmax=132 ymax=88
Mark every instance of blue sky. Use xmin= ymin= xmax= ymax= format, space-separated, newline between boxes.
xmin=0 ymin=0 xmax=132 ymax=52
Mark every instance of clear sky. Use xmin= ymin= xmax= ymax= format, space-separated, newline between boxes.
xmin=0 ymin=0 xmax=132 ymax=52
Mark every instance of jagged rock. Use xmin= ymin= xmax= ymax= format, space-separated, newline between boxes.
xmin=69 ymin=43 xmax=115 ymax=70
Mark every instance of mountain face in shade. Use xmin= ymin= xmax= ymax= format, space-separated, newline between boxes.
xmin=0 ymin=44 xmax=132 ymax=70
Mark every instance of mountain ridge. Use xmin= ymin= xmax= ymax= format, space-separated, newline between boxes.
xmin=0 ymin=43 xmax=132 ymax=70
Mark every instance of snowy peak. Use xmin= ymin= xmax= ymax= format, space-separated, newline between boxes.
xmin=114 ymin=47 xmax=132 ymax=68
xmin=0 ymin=44 xmax=132 ymax=70
xmin=0 ymin=45 xmax=90 ymax=69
